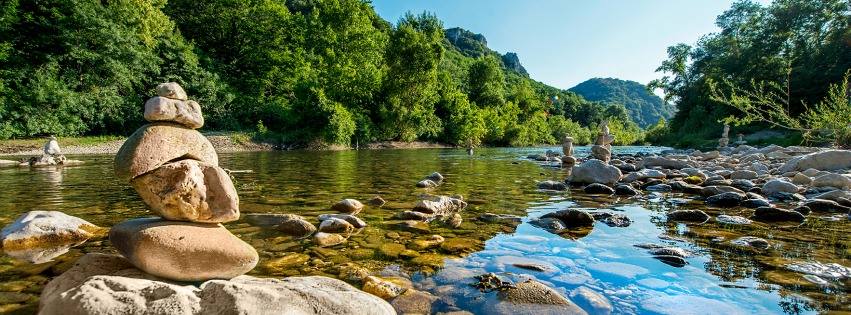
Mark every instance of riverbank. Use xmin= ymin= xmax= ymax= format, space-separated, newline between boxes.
xmin=0 ymin=134 xmax=457 ymax=156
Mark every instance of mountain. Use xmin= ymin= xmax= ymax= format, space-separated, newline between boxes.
xmin=443 ymin=27 xmax=528 ymax=77
xmin=569 ymin=78 xmax=676 ymax=128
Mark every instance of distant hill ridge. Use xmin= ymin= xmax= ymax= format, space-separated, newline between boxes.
xmin=570 ymin=78 xmax=676 ymax=128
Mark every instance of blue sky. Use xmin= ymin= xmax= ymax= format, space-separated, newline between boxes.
xmin=372 ymin=0 xmax=770 ymax=90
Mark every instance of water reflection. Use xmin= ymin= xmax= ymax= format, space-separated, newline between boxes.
xmin=0 ymin=147 xmax=846 ymax=314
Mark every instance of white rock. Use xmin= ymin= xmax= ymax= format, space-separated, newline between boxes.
xmin=811 ymin=173 xmax=851 ymax=190
xmin=779 ymin=150 xmax=851 ymax=172
xmin=0 ymin=211 xmax=99 ymax=250
xmin=762 ymin=179 xmax=799 ymax=195
xmin=639 ymin=156 xmax=692 ymax=169
xmin=813 ymin=190 xmax=851 ymax=202
xmin=568 ymin=159 xmax=623 ymax=185
xmin=791 ymin=173 xmax=812 ymax=185
xmin=622 ymin=169 xmax=666 ymax=183
xmin=40 ymin=253 xmax=395 ymax=315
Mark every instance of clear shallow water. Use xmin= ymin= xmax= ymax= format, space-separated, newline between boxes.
xmin=0 ymin=146 xmax=847 ymax=314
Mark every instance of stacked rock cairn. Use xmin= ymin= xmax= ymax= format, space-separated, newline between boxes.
xmin=561 ymin=135 xmax=576 ymax=168
xmin=718 ymin=124 xmax=731 ymax=148
xmin=590 ymin=120 xmax=614 ymax=163
xmin=109 ymin=82 xmax=258 ymax=281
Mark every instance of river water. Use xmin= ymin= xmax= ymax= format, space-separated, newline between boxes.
xmin=0 ymin=146 xmax=847 ymax=314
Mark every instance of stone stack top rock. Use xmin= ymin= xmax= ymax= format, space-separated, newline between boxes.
xmin=145 ymin=82 xmax=203 ymax=129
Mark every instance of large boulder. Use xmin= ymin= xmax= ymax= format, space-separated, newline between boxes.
xmin=144 ymin=96 xmax=204 ymax=129
xmin=779 ymin=150 xmax=851 ymax=172
xmin=0 ymin=211 xmax=101 ymax=250
xmin=621 ymin=169 xmax=665 ymax=183
xmin=114 ymin=123 xmax=218 ymax=182
xmin=131 ymin=160 xmax=239 ymax=223
xmin=567 ymin=159 xmax=622 ymax=185
xmin=200 ymin=276 xmax=395 ymax=315
xmin=40 ymin=253 xmax=201 ymax=315
xmin=40 ymin=253 xmax=395 ymax=315
xmin=109 ymin=218 xmax=258 ymax=281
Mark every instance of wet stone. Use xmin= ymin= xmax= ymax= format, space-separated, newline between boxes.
xmin=537 ymin=180 xmax=567 ymax=191
xmin=313 ymin=232 xmax=346 ymax=247
xmin=541 ymin=209 xmax=594 ymax=227
xmin=740 ymin=198 xmax=770 ymax=208
xmin=786 ymin=262 xmax=851 ymax=280
xmin=318 ymin=214 xmax=367 ymax=228
xmin=705 ymin=192 xmax=745 ymax=207
xmin=331 ymin=199 xmax=364 ymax=214
xmin=803 ymin=199 xmax=851 ymax=212
xmin=615 ymin=184 xmax=639 ymax=196
xmin=667 ymin=210 xmax=710 ymax=223
xmin=591 ymin=212 xmax=632 ymax=227
xmin=731 ymin=236 xmax=770 ymax=249
xmin=752 ymin=207 xmax=806 ymax=223
xmin=716 ymin=215 xmax=752 ymax=225
xmin=584 ymin=183 xmax=614 ymax=195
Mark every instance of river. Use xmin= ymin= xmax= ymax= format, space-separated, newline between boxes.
xmin=0 ymin=146 xmax=847 ymax=314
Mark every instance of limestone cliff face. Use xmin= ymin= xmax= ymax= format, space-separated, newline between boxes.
xmin=501 ymin=52 xmax=528 ymax=76
xmin=443 ymin=27 xmax=528 ymax=77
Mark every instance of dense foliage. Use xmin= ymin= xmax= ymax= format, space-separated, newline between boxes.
xmin=651 ymin=0 xmax=851 ymax=148
xmin=570 ymin=78 xmax=675 ymax=128
xmin=1 ymin=0 xmax=651 ymax=147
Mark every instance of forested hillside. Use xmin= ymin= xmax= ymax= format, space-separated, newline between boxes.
xmin=0 ymin=0 xmax=645 ymax=147
xmin=651 ymin=0 xmax=851 ymax=147
xmin=570 ymin=78 xmax=675 ymax=128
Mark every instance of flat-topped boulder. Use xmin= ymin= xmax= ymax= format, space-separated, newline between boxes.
xmin=114 ymin=123 xmax=218 ymax=182
xmin=109 ymin=218 xmax=258 ymax=281
xmin=131 ymin=160 xmax=239 ymax=223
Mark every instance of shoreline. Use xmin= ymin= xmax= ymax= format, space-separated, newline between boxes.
xmin=0 ymin=135 xmax=456 ymax=157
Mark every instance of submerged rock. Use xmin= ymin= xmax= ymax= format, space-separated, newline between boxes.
xmin=584 ymin=183 xmax=614 ymax=194
xmin=491 ymin=279 xmax=587 ymax=315
xmin=570 ymin=286 xmax=612 ymax=315
xmin=537 ymin=180 xmax=567 ymax=191
xmin=318 ymin=218 xmax=355 ymax=234
xmin=716 ymin=215 xmax=752 ymax=225
xmin=331 ymin=199 xmax=364 ymax=215
xmin=751 ymin=207 xmax=805 ymax=223
xmin=541 ymin=209 xmax=595 ymax=227
xmin=731 ymin=236 xmax=769 ymax=249
xmin=667 ymin=210 xmax=710 ymax=223
xmin=313 ymin=232 xmax=346 ymax=247
xmin=369 ymin=196 xmax=387 ymax=207
xmin=615 ymin=184 xmax=640 ymax=196
xmin=109 ymin=218 xmax=258 ymax=281
xmin=0 ymin=211 xmax=101 ymax=251
xmin=803 ymin=199 xmax=851 ymax=212
xmin=786 ymin=262 xmax=851 ymax=280
xmin=412 ymin=195 xmax=467 ymax=215
xmin=318 ymin=213 xmax=368 ymax=228
xmin=478 ymin=213 xmax=523 ymax=224
xmin=591 ymin=212 xmax=632 ymax=227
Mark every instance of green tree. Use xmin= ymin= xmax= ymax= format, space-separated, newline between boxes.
xmin=379 ymin=12 xmax=444 ymax=141
xmin=467 ymin=55 xmax=505 ymax=108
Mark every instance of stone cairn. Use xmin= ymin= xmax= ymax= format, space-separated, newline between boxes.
xmin=561 ymin=136 xmax=576 ymax=168
xmin=734 ymin=133 xmax=747 ymax=146
xmin=590 ymin=121 xmax=614 ymax=163
xmin=24 ymin=136 xmax=68 ymax=166
xmin=718 ymin=124 xmax=730 ymax=148
xmin=109 ymin=82 xmax=258 ymax=282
